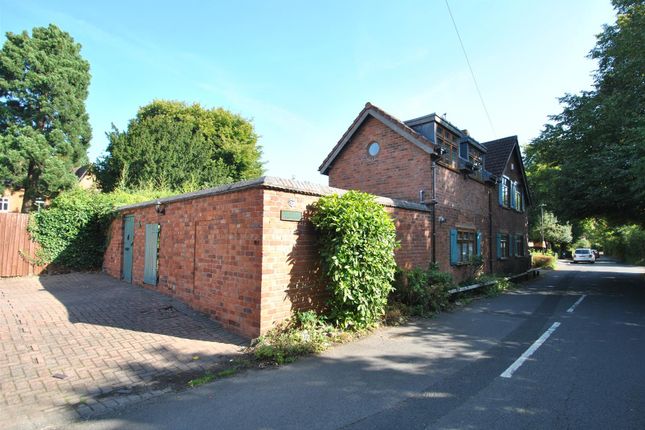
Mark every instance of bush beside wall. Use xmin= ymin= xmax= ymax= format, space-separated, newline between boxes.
xmin=311 ymin=191 xmax=398 ymax=329
xmin=29 ymin=187 xmax=173 ymax=271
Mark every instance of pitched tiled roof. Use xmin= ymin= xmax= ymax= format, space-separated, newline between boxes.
xmin=318 ymin=102 xmax=436 ymax=174
xmin=74 ymin=165 xmax=91 ymax=179
xmin=482 ymin=136 xmax=517 ymax=177
xmin=482 ymin=135 xmax=533 ymax=205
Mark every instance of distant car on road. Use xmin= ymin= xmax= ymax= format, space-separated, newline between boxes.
xmin=573 ymin=248 xmax=596 ymax=263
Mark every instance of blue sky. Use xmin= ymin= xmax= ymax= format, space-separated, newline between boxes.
xmin=1 ymin=0 xmax=616 ymax=184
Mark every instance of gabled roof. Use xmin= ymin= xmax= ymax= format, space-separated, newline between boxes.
xmin=319 ymin=103 xmax=435 ymax=175
xmin=482 ymin=135 xmax=533 ymax=205
xmin=482 ymin=136 xmax=517 ymax=177
xmin=74 ymin=165 xmax=91 ymax=180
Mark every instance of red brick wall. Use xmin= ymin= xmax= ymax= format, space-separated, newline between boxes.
xmin=387 ymin=206 xmax=432 ymax=270
xmin=103 ymin=188 xmax=264 ymax=338
xmin=259 ymin=190 xmax=324 ymax=332
xmin=258 ymin=189 xmax=433 ymax=333
xmin=102 ymin=183 xmax=462 ymax=337
xmin=328 ymin=116 xmax=432 ymax=202
xmin=433 ymin=164 xmax=491 ymax=282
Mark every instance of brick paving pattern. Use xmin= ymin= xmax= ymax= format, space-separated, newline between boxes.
xmin=0 ymin=273 xmax=245 ymax=429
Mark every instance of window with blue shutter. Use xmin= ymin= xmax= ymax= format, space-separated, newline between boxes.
xmin=450 ymin=228 xmax=458 ymax=265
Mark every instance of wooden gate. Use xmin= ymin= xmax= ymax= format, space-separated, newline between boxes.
xmin=0 ymin=213 xmax=43 ymax=277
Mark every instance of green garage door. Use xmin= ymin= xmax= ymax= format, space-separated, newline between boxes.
xmin=143 ymin=223 xmax=159 ymax=285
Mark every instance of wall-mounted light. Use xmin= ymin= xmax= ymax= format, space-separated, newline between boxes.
xmin=438 ymin=216 xmax=447 ymax=224
xmin=155 ymin=200 xmax=165 ymax=215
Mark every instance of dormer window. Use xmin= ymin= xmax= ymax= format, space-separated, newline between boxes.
xmin=436 ymin=126 xmax=458 ymax=167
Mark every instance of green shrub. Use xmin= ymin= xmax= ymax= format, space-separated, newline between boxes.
xmin=604 ymin=225 xmax=645 ymax=265
xmin=391 ymin=264 xmax=454 ymax=315
xmin=531 ymin=251 xmax=557 ymax=269
xmin=475 ymin=274 xmax=513 ymax=296
xmin=252 ymin=311 xmax=333 ymax=365
xmin=310 ymin=191 xmax=399 ymax=330
xmin=29 ymin=187 xmax=174 ymax=271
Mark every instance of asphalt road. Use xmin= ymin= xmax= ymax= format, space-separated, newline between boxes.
xmin=71 ymin=259 xmax=645 ymax=430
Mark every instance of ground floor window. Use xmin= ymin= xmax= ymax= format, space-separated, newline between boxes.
xmin=497 ymin=233 xmax=510 ymax=259
xmin=515 ymin=234 xmax=525 ymax=256
xmin=457 ymin=230 xmax=476 ymax=262
xmin=0 ymin=197 xmax=9 ymax=212
xmin=451 ymin=228 xmax=481 ymax=265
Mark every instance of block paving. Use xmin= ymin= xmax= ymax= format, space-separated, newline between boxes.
xmin=0 ymin=272 xmax=245 ymax=428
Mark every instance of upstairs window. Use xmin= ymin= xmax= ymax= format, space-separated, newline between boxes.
xmin=499 ymin=177 xmax=511 ymax=207
xmin=436 ymin=126 xmax=459 ymax=168
xmin=514 ymin=186 xmax=524 ymax=212
xmin=0 ymin=197 xmax=8 ymax=212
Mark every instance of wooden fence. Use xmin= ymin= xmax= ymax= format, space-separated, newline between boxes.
xmin=0 ymin=213 xmax=43 ymax=277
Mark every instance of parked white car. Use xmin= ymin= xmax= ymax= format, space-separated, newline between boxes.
xmin=573 ymin=248 xmax=596 ymax=263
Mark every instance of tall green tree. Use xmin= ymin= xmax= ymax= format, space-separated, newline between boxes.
xmin=96 ymin=100 xmax=263 ymax=191
xmin=525 ymin=0 xmax=644 ymax=225
xmin=0 ymin=24 xmax=91 ymax=212
xmin=529 ymin=209 xmax=573 ymax=247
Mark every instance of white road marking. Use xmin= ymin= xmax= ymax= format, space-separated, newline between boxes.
xmin=500 ymin=322 xmax=561 ymax=379
xmin=567 ymin=295 xmax=587 ymax=313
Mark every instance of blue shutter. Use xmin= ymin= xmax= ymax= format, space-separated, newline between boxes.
xmin=144 ymin=224 xmax=159 ymax=285
xmin=510 ymin=182 xmax=516 ymax=209
xmin=498 ymin=181 xmax=504 ymax=206
xmin=476 ymin=231 xmax=482 ymax=256
xmin=450 ymin=228 xmax=458 ymax=265
xmin=496 ymin=233 xmax=502 ymax=259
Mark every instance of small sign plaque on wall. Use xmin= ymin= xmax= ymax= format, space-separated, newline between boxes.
xmin=280 ymin=210 xmax=302 ymax=222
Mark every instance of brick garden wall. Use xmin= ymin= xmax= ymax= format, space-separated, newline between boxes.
xmin=104 ymin=181 xmax=433 ymax=338
xmin=104 ymin=188 xmax=264 ymax=338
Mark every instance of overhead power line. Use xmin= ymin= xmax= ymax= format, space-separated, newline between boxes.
xmin=444 ymin=0 xmax=496 ymax=135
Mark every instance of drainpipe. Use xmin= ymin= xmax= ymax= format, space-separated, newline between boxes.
xmin=488 ymin=187 xmax=494 ymax=273
xmin=431 ymin=159 xmax=438 ymax=265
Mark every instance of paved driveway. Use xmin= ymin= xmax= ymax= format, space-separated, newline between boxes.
xmin=0 ymin=273 xmax=245 ymax=429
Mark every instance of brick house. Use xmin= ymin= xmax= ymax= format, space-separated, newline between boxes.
xmin=319 ymin=102 xmax=531 ymax=278
xmin=103 ymin=103 xmax=531 ymax=338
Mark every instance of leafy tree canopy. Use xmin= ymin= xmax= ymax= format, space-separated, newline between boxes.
xmin=525 ymin=0 xmax=644 ymax=225
xmin=529 ymin=209 xmax=573 ymax=245
xmin=96 ymin=100 xmax=263 ymax=191
xmin=0 ymin=24 xmax=91 ymax=212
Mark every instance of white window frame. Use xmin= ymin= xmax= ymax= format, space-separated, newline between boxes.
xmin=0 ymin=197 xmax=9 ymax=212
